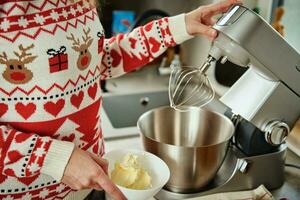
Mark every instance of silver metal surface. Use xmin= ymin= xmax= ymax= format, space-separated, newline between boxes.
xmin=212 ymin=5 xmax=300 ymax=91
xmin=199 ymin=55 xmax=215 ymax=73
xmin=137 ymin=106 xmax=235 ymax=193
xmin=264 ymin=121 xmax=290 ymax=146
xmin=155 ymin=145 xmax=287 ymax=199
xmin=206 ymin=5 xmax=300 ymax=131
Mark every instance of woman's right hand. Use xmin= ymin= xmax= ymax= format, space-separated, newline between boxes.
xmin=62 ymin=147 xmax=127 ymax=200
xmin=185 ymin=0 xmax=241 ymax=40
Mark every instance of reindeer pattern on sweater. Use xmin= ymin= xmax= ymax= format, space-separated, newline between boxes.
xmin=0 ymin=0 xmax=191 ymax=199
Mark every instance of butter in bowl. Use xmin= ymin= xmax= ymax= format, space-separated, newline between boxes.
xmin=104 ymin=149 xmax=170 ymax=200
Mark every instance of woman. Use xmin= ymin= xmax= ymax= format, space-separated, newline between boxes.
xmin=0 ymin=0 xmax=240 ymax=199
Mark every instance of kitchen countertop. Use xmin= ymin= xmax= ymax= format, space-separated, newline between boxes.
xmin=272 ymin=149 xmax=300 ymax=199
xmin=105 ymin=136 xmax=300 ymax=199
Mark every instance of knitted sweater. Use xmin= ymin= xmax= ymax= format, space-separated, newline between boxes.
xmin=0 ymin=0 xmax=192 ymax=199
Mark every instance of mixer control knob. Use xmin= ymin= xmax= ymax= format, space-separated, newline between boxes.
xmin=264 ymin=121 xmax=290 ymax=146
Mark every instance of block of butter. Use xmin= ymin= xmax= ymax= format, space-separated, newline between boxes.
xmin=111 ymin=154 xmax=152 ymax=190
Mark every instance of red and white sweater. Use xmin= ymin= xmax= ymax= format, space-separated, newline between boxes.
xmin=0 ymin=0 xmax=192 ymax=199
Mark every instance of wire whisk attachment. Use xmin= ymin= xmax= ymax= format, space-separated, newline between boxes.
xmin=169 ymin=56 xmax=215 ymax=111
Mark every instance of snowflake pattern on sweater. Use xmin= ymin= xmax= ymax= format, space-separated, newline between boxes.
xmin=0 ymin=0 xmax=191 ymax=199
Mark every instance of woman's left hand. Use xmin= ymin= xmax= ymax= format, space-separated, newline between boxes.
xmin=185 ymin=0 xmax=241 ymax=40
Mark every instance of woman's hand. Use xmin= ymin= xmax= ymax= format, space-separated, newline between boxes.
xmin=62 ymin=148 xmax=127 ymax=200
xmin=185 ymin=0 xmax=241 ymax=40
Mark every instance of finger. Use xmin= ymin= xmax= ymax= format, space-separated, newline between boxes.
xmin=89 ymin=152 xmax=109 ymax=168
xmin=95 ymin=168 xmax=127 ymax=200
xmin=89 ymin=152 xmax=109 ymax=174
xmin=195 ymin=24 xmax=218 ymax=38
xmin=203 ymin=0 xmax=242 ymax=16
xmin=209 ymin=18 xmax=217 ymax=26
xmin=203 ymin=17 xmax=217 ymax=26
xmin=91 ymin=182 xmax=103 ymax=191
xmin=207 ymin=35 xmax=217 ymax=41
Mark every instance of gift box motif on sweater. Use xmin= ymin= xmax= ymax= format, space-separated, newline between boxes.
xmin=47 ymin=46 xmax=68 ymax=73
xmin=0 ymin=0 xmax=188 ymax=198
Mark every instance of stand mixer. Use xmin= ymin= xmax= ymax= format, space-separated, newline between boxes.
xmin=156 ymin=5 xmax=300 ymax=199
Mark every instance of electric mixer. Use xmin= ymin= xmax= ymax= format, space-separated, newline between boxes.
xmin=156 ymin=5 xmax=300 ymax=199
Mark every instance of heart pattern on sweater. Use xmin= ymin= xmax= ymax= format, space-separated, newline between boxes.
xmin=3 ymin=168 xmax=16 ymax=177
xmin=0 ymin=103 xmax=8 ymax=117
xmin=71 ymin=91 xmax=84 ymax=109
xmin=110 ymin=49 xmax=122 ymax=67
xmin=129 ymin=38 xmax=137 ymax=49
xmin=6 ymin=150 xmax=23 ymax=164
xmin=149 ymin=37 xmax=161 ymax=53
xmin=17 ymin=175 xmax=40 ymax=186
xmin=15 ymin=133 xmax=33 ymax=143
xmin=88 ymin=83 xmax=97 ymax=100
xmin=44 ymin=99 xmax=65 ymax=117
xmin=15 ymin=103 xmax=36 ymax=120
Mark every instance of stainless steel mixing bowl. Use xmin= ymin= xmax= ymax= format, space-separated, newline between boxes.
xmin=137 ymin=106 xmax=235 ymax=193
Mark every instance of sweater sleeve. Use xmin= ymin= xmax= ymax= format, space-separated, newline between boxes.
xmin=0 ymin=125 xmax=74 ymax=181
xmin=101 ymin=14 xmax=193 ymax=79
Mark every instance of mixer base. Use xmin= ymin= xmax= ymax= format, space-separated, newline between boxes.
xmin=155 ymin=145 xmax=287 ymax=200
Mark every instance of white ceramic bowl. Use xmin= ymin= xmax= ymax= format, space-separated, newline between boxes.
xmin=104 ymin=149 xmax=170 ymax=200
